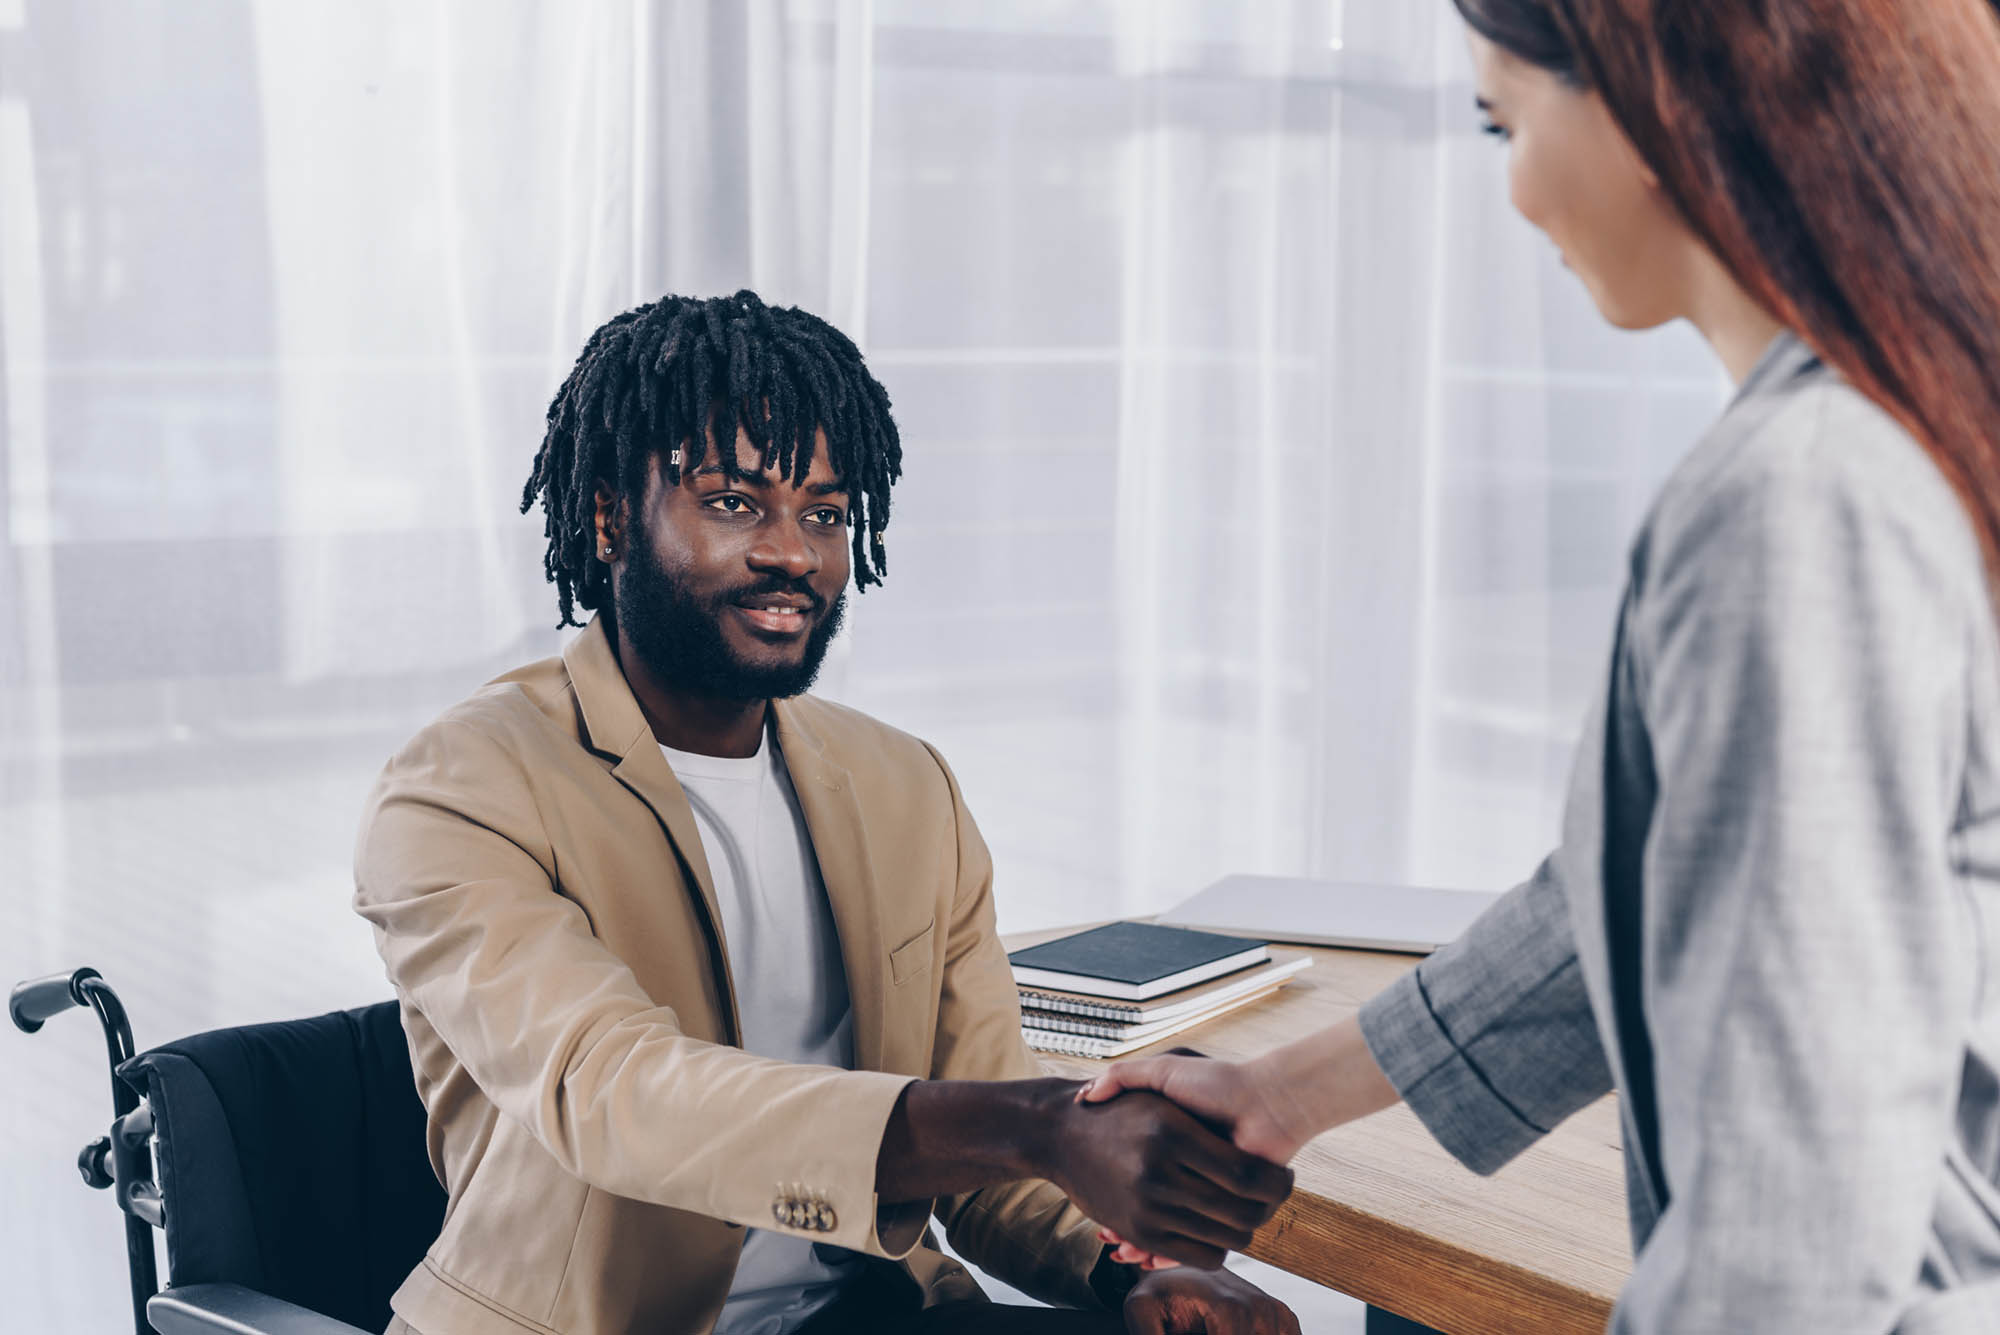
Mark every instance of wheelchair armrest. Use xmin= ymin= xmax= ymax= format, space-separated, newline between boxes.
xmin=146 ymin=1283 xmax=376 ymax=1335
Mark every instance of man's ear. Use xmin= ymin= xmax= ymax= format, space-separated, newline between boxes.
xmin=592 ymin=482 xmax=624 ymax=563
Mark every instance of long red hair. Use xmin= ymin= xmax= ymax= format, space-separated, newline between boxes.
xmin=1462 ymin=0 xmax=2000 ymax=579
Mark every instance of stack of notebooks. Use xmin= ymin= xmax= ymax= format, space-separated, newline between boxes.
xmin=1008 ymin=921 xmax=1312 ymax=1059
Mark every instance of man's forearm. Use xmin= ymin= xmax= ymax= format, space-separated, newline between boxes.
xmin=875 ymin=1077 xmax=1071 ymax=1203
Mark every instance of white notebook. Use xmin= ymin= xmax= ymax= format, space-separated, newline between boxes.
xmin=1020 ymin=982 xmax=1288 ymax=1059
xmin=1158 ymin=875 xmax=1500 ymax=955
xmin=1023 ymin=1027 xmax=1192 ymax=1060
xmin=1023 ymin=981 xmax=1292 ymax=1043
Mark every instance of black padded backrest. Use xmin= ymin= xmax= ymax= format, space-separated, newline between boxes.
xmin=119 ymin=1001 xmax=444 ymax=1334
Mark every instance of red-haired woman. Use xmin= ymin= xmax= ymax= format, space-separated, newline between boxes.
xmin=1086 ymin=2 xmax=2000 ymax=1329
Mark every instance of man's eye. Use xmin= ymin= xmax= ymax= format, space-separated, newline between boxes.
xmin=708 ymin=495 xmax=753 ymax=514
xmin=811 ymin=508 xmax=848 ymax=527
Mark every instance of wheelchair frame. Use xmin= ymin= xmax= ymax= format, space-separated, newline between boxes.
xmin=11 ymin=965 xmax=161 ymax=1335
xmin=13 ymin=966 xmax=378 ymax=1335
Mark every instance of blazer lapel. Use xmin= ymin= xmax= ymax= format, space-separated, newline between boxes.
xmin=772 ymin=698 xmax=890 ymax=1076
xmin=562 ymin=619 xmax=741 ymax=1040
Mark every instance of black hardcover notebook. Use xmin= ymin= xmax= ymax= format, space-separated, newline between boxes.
xmin=1007 ymin=921 xmax=1269 ymax=1000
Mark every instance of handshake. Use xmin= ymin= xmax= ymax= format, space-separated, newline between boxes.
xmin=880 ymin=1017 xmax=1398 ymax=1327
xmin=1012 ymin=1015 xmax=1398 ymax=1267
xmin=1055 ymin=1050 xmax=1317 ymax=1271
xmin=884 ymin=1049 xmax=1332 ymax=1269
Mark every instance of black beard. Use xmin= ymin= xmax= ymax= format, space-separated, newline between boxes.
xmin=613 ymin=528 xmax=848 ymax=704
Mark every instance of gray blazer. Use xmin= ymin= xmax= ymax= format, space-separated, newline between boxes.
xmin=1359 ymin=333 xmax=2000 ymax=1334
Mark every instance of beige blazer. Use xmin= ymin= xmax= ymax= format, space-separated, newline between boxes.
xmin=354 ymin=618 xmax=1104 ymax=1335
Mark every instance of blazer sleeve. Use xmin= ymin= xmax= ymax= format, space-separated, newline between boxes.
xmin=352 ymin=716 xmax=924 ymax=1259
xmin=1357 ymin=854 xmax=1615 ymax=1174
xmin=1610 ymin=398 xmax=1979 ymax=1334
xmin=916 ymin=742 xmax=1109 ymax=1312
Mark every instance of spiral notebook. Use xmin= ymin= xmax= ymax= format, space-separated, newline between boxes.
xmin=1020 ymin=955 xmax=1312 ymax=1059
xmin=1022 ymin=989 xmax=1282 ymax=1059
xmin=1023 ymin=1027 xmax=1187 ymax=1059
xmin=1017 ymin=952 xmax=1312 ymax=1023
xmin=1023 ymin=982 xmax=1290 ymax=1042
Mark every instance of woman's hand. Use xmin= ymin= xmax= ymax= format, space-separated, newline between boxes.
xmin=1078 ymin=1054 xmax=1316 ymax=1166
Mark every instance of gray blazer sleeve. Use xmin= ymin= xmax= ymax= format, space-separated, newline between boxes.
xmin=1613 ymin=389 xmax=1980 ymax=1334
xmin=1358 ymin=855 xmax=1614 ymax=1175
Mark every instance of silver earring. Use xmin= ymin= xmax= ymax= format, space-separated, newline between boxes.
xmin=602 ymin=544 xmax=614 ymax=559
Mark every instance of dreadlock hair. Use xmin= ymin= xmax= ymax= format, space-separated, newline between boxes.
xmin=521 ymin=290 xmax=904 ymax=628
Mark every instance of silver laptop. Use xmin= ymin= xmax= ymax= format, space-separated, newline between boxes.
xmin=1158 ymin=875 xmax=1500 ymax=955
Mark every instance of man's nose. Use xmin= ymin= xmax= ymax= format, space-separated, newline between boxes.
xmin=746 ymin=517 xmax=820 ymax=580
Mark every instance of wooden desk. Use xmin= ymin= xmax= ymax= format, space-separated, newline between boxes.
xmin=1007 ymin=933 xmax=1632 ymax=1334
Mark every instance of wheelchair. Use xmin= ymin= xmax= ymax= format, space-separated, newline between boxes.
xmin=11 ymin=966 xmax=443 ymax=1335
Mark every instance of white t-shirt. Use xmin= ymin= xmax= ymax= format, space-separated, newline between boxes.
xmin=659 ymin=725 xmax=860 ymax=1335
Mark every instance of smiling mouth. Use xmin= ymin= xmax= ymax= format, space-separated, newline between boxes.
xmin=733 ymin=604 xmax=813 ymax=637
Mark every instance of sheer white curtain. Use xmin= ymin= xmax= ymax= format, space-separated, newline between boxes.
xmin=0 ymin=2 xmax=1723 ymax=1327
xmin=254 ymin=0 xmax=881 ymax=679
xmin=840 ymin=1 xmax=1722 ymax=919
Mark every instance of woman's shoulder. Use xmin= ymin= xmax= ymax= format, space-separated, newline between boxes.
xmin=1637 ymin=344 xmax=1987 ymax=611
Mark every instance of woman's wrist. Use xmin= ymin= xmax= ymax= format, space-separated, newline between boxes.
xmin=1240 ymin=1044 xmax=1332 ymax=1155
xmin=1248 ymin=1016 xmax=1400 ymax=1148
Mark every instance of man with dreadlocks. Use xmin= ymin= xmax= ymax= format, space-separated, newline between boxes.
xmin=355 ymin=292 xmax=1300 ymax=1335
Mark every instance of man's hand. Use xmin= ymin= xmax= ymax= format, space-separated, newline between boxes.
xmin=1040 ymin=1083 xmax=1294 ymax=1269
xmin=1122 ymin=1266 xmax=1301 ymax=1335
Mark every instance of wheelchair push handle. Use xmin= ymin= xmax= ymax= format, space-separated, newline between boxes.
xmin=10 ymin=966 xmax=101 ymax=1033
